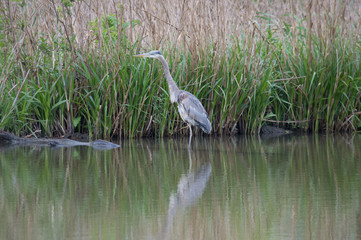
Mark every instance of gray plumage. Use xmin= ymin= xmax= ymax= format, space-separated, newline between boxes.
xmin=134 ymin=50 xmax=211 ymax=148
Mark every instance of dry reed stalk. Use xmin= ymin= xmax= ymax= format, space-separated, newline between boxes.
xmin=3 ymin=0 xmax=360 ymax=55
xmin=307 ymin=0 xmax=313 ymax=67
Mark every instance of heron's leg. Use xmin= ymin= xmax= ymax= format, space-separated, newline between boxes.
xmin=188 ymin=124 xmax=192 ymax=150
xmin=188 ymin=144 xmax=192 ymax=172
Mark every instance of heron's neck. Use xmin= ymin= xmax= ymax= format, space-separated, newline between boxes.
xmin=158 ymin=55 xmax=179 ymax=103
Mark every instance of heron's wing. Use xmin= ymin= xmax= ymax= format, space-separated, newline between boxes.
xmin=177 ymin=91 xmax=208 ymax=120
xmin=177 ymin=91 xmax=212 ymax=134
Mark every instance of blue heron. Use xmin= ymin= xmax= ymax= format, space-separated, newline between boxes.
xmin=134 ymin=50 xmax=211 ymax=149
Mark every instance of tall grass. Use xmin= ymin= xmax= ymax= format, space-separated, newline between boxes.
xmin=0 ymin=0 xmax=360 ymax=139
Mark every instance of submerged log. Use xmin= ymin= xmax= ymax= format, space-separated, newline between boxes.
xmin=0 ymin=131 xmax=120 ymax=150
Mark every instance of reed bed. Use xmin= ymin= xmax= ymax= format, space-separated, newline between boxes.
xmin=0 ymin=0 xmax=360 ymax=139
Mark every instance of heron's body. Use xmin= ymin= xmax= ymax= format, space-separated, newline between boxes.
xmin=134 ymin=50 xmax=211 ymax=148
xmin=176 ymin=90 xmax=211 ymax=134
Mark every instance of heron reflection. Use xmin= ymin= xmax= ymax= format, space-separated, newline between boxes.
xmin=159 ymin=153 xmax=212 ymax=238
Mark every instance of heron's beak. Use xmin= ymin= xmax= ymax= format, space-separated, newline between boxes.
xmin=134 ymin=53 xmax=150 ymax=58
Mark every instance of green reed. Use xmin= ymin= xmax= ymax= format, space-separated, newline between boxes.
xmin=0 ymin=4 xmax=360 ymax=139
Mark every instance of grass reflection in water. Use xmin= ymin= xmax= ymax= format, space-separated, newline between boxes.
xmin=0 ymin=134 xmax=360 ymax=239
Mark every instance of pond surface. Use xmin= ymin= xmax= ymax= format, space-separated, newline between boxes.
xmin=1 ymin=134 xmax=361 ymax=240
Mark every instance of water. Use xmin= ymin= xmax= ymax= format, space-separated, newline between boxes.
xmin=1 ymin=134 xmax=360 ymax=240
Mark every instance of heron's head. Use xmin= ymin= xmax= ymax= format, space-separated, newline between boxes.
xmin=134 ymin=50 xmax=162 ymax=59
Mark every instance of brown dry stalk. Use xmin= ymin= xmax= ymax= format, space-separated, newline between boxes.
xmin=2 ymin=0 xmax=360 ymax=54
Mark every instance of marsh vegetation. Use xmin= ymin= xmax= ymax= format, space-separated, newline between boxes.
xmin=0 ymin=0 xmax=360 ymax=139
